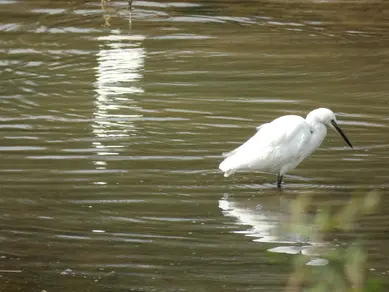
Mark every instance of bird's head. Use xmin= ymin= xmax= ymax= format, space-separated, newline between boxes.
xmin=307 ymin=108 xmax=353 ymax=149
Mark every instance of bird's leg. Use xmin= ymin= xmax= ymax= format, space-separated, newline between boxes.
xmin=277 ymin=174 xmax=283 ymax=188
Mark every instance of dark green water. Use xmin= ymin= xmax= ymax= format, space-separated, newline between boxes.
xmin=1 ymin=0 xmax=389 ymax=291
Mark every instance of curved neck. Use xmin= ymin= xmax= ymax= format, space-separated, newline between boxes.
xmin=306 ymin=119 xmax=327 ymax=155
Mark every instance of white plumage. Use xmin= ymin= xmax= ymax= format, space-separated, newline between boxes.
xmin=219 ymin=108 xmax=353 ymax=187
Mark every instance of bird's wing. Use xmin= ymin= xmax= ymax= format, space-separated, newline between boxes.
xmin=220 ymin=115 xmax=311 ymax=172
xmin=222 ymin=122 xmax=270 ymax=158
xmin=256 ymin=123 xmax=269 ymax=131
xmin=234 ymin=116 xmax=306 ymax=152
xmin=264 ymin=115 xmax=308 ymax=147
xmin=255 ymin=115 xmax=312 ymax=158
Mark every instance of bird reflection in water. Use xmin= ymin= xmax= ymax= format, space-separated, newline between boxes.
xmin=218 ymin=192 xmax=329 ymax=266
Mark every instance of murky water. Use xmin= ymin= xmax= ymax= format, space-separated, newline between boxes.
xmin=1 ymin=0 xmax=389 ymax=291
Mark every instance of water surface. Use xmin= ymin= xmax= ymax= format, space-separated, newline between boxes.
xmin=1 ymin=0 xmax=389 ymax=291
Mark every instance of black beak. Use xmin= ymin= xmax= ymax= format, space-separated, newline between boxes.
xmin=331 ymin=120 xmax=353 ymax=149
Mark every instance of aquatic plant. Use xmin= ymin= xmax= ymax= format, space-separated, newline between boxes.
xmin=285 ymin=191 xmax=384 ymax=292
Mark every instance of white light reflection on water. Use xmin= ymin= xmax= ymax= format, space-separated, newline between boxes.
xmin=93 ymin=32 xmax=145 ymax=184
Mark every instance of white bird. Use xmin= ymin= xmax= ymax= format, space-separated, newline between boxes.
xmin=219 ymin=108 xmax=353 ymax=187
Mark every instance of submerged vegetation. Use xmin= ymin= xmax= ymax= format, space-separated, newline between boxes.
xmin=101 ymin=0 xmax=133 ymax=27
xmin=284 ymin=191 xmax=383 ymax=292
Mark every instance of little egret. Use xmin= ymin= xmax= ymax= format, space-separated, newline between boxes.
xmin=219 ymin=108 xmax=353 ymax=187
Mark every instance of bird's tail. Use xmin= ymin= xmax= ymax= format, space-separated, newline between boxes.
xmin=219 ymin=157 xmax=239 ymax=177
